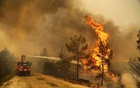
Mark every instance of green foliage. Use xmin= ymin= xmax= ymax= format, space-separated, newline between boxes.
xmin=65 ymin=34 xmax=88 ymax=80
xmin=65 ymin=34 xmax=88 ymax=58
xmin=55 ymin=59 xmax=70 ymax=79
xmin=55 ymin=49 xmax=70 ymax=79
xmin=58 ymin=49 xmax=66 ymax=60
xmin=38 ymin=48 xmax=48 ymax=73
xmin=43 ymin=61 xmax=58 ymax=76
xmin=0 ymin=48 xmax=16 ymax=84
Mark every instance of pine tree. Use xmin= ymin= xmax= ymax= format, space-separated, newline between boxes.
xmin=65 ymin=34 xmax=88 ymax=80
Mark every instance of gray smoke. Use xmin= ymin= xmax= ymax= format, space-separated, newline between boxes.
xmin=104 ymin=21 xmax=140 ymax=61
xmin=0 ymin=0 xmax=95 ymax=56
xmin=0 ymin=0 xmax=139 ymax=62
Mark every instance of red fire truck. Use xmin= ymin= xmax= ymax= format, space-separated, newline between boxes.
xmin=15 ymin=55 xmax=32 ymax=76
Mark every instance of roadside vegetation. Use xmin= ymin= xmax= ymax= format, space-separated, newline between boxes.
xmin=0 ymin=48 xmax=17 ymax=86
xmin=40 ymin=34 xmax=89 ymax=81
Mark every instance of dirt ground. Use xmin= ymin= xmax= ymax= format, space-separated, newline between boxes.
xmin=0 ymin=73 xmax=88 ymax=88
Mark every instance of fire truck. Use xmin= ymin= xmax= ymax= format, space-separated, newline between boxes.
xmin=15 ymin=55 xmax=32 ymax=76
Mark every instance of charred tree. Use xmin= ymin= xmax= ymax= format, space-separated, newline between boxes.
xmin=84 ymin=15 xmax=113 ymax=86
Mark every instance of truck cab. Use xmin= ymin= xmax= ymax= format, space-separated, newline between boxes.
xmin=16 ymin=61 xmax=31 ymax=76
xmin=15 ymin=55 xmax=32 ymax=76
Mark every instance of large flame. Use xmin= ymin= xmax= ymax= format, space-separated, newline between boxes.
xmin=83 ymin=15 xmax=112 ymax=72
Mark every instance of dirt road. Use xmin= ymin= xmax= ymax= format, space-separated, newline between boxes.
xmin=0 ymin=73 xmax=88 ymax=88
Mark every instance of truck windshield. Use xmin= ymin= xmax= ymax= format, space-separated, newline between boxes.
xmin=18 ymin=62 xmax=30 ymax=66
xmin=22 ymin=62 xmax=30 ymax=66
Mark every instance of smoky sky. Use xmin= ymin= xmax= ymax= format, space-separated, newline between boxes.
xmin=82 ymin=0 xmax=140 ymax=28
xmin=0 ymin=0 xmax=72 ymax=29
xmin=0 ymin=0 xmax=95 ymax=56
xmin=0 ymin=0 xmax=139 ymax=61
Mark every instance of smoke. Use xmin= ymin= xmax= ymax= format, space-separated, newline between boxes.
xmin=104 ymin=21 xmax=140 ymax=61
xmin=0 ymin=0 xmax=139 ymax=62
xmin=0 ymin=0 xmax=95 ymax=57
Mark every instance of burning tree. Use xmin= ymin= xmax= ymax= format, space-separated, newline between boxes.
xmin=65 ymin=35 xmax=88 ymax=80
xmin=83 ymin=15 xmax=113 ymax=86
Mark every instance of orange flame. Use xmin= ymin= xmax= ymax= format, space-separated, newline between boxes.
xmin=82 ymin=15 xmax=111 ymax=72
xmin=85 ymin=15 xmax=109 ymax=46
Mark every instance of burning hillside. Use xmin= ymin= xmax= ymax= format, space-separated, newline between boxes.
xmin=77 ymin=15 xmax=120 ymax=87
xmin=81 ymin=15 xmax=112 ymax=73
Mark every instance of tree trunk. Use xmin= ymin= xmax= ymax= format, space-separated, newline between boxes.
xmin=101 ymin=57 xmax=104 ymax=86
xmin=76 ymin=52 xmax=79 ymax=80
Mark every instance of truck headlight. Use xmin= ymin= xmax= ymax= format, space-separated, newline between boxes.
xmin=20 ymin=66 xmax=23 ymax=68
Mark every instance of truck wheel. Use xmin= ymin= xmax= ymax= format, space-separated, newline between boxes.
xmin=15 ymin=70 xmax=18 ymax=75
xmin=17 ymin=71 xmax=21 ymax=76
xmin=28 ymin=72 xmax=30 ymax=76
xmin=17 ymin=71 xmax=19 ymax=76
